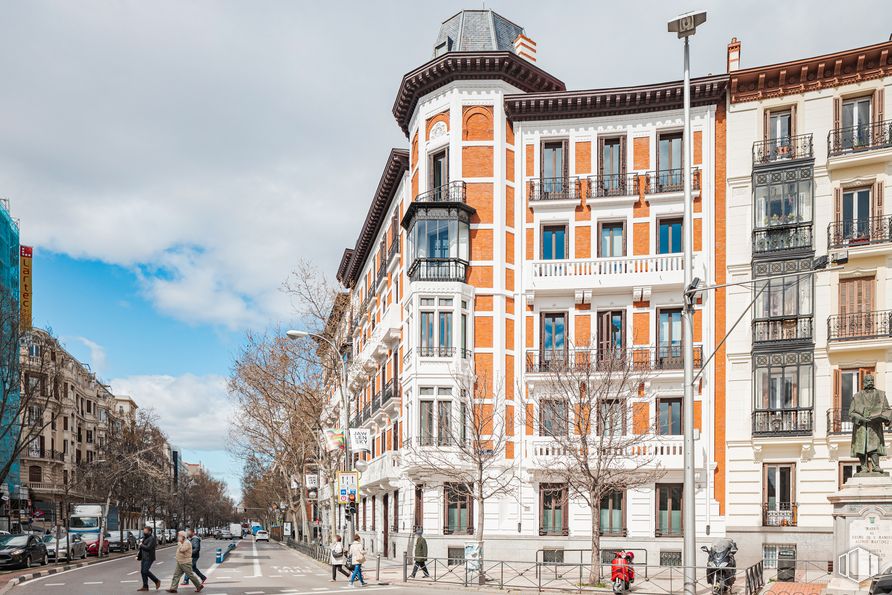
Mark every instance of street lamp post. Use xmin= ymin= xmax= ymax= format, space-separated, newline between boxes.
xmin=286 ymin=329 xmax=353 ymax=541
xmin=668 ymin=10 xmax=707 ymax=595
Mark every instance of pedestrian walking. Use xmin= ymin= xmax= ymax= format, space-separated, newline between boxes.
xmin=182 ymin=529 xmax=207 ymax=586
xmin=166 ymin=531 xmax=204 ymax=592
xmin=410 ymin=528 xmax=430 ymax=578
xmin=136 ymin=525 xmax=161 ymax=592
xmin=329 ymin=535 xmax=351 ymax=582
xmin=347 ymin=534 xmax=367 ymax=587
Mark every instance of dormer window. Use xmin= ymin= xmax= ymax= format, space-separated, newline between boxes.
xmin=434 ymin=40 xmax=450 ymax=57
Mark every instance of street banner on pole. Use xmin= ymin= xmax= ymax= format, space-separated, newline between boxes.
xmin=349 ymin=428 xmax=371 ymax=452
xmin=336 ymin=471 xmax=359 ymax=505
xmin=323 ymin=428 xmax=345 ymax=451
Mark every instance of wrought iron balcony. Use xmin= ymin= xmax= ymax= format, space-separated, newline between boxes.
xmin=524 ymin=345 xmax=703 ymax=374
xmin=753 ymin=134 xmax=814 ymax=165
xmin=828 ymin=118 xmax=892 ymax=157
xmin=752 ymin=408 xmax=813 ymax=436
xmin=646 ymin=168 xmax=700 ymax=194
xmin=528 ymin=177 xmax=582 ymax=202
xmin=388 ymin=236 xmax=399 ymax=261
xmin=752 ymin=222 xmax=813 ymax=254
xmin=406 ymin=257 xmax=468 ymax=282
xmin=752 ymin=316 xmax=813 ymax=344
xmin=828 ymin=309 xmax=892 ymax=341
xmin=763 ymin=502 xmax=797 ymax=527
xmin=828 ymin=216 xmax=892 ymax=249
xmin=414 ymin=180 xmax=467 ymax=204
xmin=375 ymin=262 xmax=386 ymax=286
xmin=826 ymin=407 xmax=892 ymax=435
xmin=588 ymin=173 xmax=638 ymax=198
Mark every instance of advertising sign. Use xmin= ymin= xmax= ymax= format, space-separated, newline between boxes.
xmin=349 ymin=428 xmax=371 ymax=452
xmin=283 ymin=522 xmax=292 ymax=537
xmin=323 ymin=428 xmax=345 ymax=451
xmin=19 ymin=246 xmax=32 ymax=331
xmin=336 ymin=471 xmax=359 ymax=505
xmin=305 ymin=474 xmax=319 ymax=489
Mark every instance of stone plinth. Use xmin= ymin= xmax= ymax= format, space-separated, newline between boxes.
xmin=825 ymin=475 xmax=892 ymax=595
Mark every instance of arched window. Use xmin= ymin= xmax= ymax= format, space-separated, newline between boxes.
xmin=28 ymin=465 xmax=42 ymax=483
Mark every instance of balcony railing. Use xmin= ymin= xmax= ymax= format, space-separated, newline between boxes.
xmin=646 ymin=168 xmax=700 ymax=194
xmin=828 ymin=310 xmax=892 ymax=341
xmin=655 ymin=526 xmax=683 ymax=538
xmin=753 ymin=134 xmax=814 ymax=165
xmin=388 ymin=236 xmax=399 ymax=261
xmin=828 ymin=118 xmax=892 ymax=157
xmin=827 ymin=408 xmax=853 ymax=435
xmin=418 ymin=346 xmax=456 ymax=357
xmin=752 ymin=408 xmax=814 ymax=436
xmin=828 ymin=215 xmax=892 ymax=249
xmin=376 ymin=262 xmax=386 ymax=286
xmin=752 ymin=316 xmax=814 ymax=343
xmin=752 ymin=222 xmax=814 ymax=254
xmin=588 ymin=173 xmax=638 ymax=198
xmin=23 ymin=449 xmax=66 ymax=462
xmin=525 ymin=345 xmax=703 ymax=374
xmin=414 ymin=181 xmax=466 ymax=203
xmin=531 ymin=254 xmax=683 ymax=279
xmin=528 ymin=177 xmax=582 ymax=202
xmin=763 ymin=502 xmax=797 ymax=527
xmin=407 ymin=257 xmax=468 ymax=282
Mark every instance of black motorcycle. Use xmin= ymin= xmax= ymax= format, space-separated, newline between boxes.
xmin=702 ymin=538 xmax=738 ymax=594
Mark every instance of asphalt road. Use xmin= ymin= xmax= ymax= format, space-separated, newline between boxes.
xmin=10 ymin=537 xmax=428 ymax=595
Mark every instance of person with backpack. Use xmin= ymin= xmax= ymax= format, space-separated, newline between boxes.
xmin=347 ymin=534 xmax=367 ymax=587
xmin=329 ymin=535 xmax=351 ymax=582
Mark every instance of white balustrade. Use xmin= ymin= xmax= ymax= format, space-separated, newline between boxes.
xmin=531 ymin=254 xmax=684 ymax=279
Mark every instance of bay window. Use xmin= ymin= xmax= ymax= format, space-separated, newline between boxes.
xmin=406 ymin=212 xmax=470 ymax=282
xmin=752 ymin=167 xmax=813 ymax=254
xmin=753 ymin=273 xmax=813 ymax=342
xmin=752 ymin=352 xmax=813 ymax=435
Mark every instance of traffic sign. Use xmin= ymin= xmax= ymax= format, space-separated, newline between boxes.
xmin=336 ymin=471 xmax=359 ymax=505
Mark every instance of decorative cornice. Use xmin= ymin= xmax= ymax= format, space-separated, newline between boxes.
xmin=341 ymin=149 xmax=409 ymax=288
xmin=730 ymin=39 xmax=892 ymax=104
xmin=504 ymin=74 xmax=728 ymax=122
xmin=392 ymin=51 xmax=565 ymax=136
xmin=335 ymin=249 xmax=354 ymax=285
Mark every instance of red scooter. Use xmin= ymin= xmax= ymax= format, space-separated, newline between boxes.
xmin=611 ymin=550 xmax=635 ymax=593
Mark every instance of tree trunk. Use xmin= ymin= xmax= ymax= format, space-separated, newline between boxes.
xmin=588 ymin=490 xmax=602 ymax=585
xmin=476 ymin=472 xmax=485 ymax=585
xmin=328 ymin=477 xmax=338 ymax=543
xmin=99 ymin=491 xmax=113 ymax=559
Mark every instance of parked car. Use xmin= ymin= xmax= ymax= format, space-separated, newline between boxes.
xmin=0 ymin=534 xmax=48 ymax=568
xmin=220 ymin=529 xmax=232 ymax=540
xmin=42 ymin=533 xmax=87 ymax=562
xmin=125 ymin=530 xmax=138 ymax=550
xmin=254 ymin=530 xmax=269 ymax=542
xmin=82 ymin=531 xmax=111 ymax=556
xmin=166 ymin=529 xmax=176 ymax=542
xmin=870 ymin=566 xmax=892 ymax=594
xmin=214 ymin=529 xmax=223 ymax=539
xmin=106 ymin=531 xmax=131 ymax=552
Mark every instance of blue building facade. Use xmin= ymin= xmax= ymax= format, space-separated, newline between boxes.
xmin=0 ymin=199 xmax=20 ymax=502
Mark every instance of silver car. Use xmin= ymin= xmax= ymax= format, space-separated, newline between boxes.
xmin=42 ymin=534 xmax=87 ymax=562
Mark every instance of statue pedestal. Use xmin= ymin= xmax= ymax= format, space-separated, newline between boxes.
xmin=825 ymin=475 xmax=892 ymax=594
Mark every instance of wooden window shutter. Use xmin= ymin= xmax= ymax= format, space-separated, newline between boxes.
xmin=874 ymin=180 xmax=884 ymax=217
xmin=790 ymin=104 xmax=797 ymax=137
xmin=832 ymin=368 xmax=841 ymax=418
xmin=874 ymin=88 xmax=885 ymax=124
xmin=763 ymin=109 xmax=770 ymax=141
xmin=834 ymin=187 xmax=842 ymax=224
xmin=619 ymin=136 xmax=627 ymax=175
xmin=598 ymin=138 xmax=605 ymax=177
xmin=561 ymin=486 xmax=569 ymax=535
xmin=562 ymin=139 xmax=569 ymax=180
xmin=632 ymin=401 xmax=649 ymax=434
xmin=833 ymin=97 xmax=842 ymax=131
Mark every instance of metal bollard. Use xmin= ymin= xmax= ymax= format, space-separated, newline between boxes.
xmin=215 ymin=548 xmax=223 ymax=564
xmin=376 ymin=553 xmax=381 ymax=582
xmin=402 ymin=551 xmax=408 ymax=583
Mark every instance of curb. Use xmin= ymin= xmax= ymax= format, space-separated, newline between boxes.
xmin=0 ymin=542 xmax=177 ymax=593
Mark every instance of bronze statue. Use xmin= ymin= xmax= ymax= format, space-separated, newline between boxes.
xmin=850 ymin=374 xmax=892 ymax=475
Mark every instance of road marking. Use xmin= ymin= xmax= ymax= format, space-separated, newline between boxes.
xmin=83 ymin=581 xmax=103 ymax=584
xmin=250 ymin=538 xmax=262 ymax=578
xmin=245 ymin=592 xmax=265 ymax=594
xmin=128 ymin=569 xmax=140 ymax=575
xmin=44 ymin=584 xmax=65 ymax=587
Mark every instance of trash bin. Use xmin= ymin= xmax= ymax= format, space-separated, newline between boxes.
xmin=777 ymin=548 xmax=796 ymax=582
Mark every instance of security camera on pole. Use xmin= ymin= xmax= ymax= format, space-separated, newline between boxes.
xmin=667 ymin=10 xmax=707 ymax=595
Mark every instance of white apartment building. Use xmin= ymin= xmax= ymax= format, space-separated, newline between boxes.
xmin=725 ymin=37 xmax=892 ymax=565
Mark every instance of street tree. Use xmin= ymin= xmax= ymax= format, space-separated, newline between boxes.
xmin=531 ymin=342 xmax=665 ymax=584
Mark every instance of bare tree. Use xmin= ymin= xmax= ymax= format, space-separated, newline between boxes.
xmin=404 ymin=364 xmax=515 ymax=563
xmin=531 ymin=342 xmax=665 ymax=584
xmin=0 ymin=307 xmax=66 ymax=491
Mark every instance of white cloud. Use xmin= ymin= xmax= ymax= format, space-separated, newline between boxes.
xmin=73 ymin=336 xmax=107 ymax=377
xmin=109 ymin=373 xmax=234 ymax=451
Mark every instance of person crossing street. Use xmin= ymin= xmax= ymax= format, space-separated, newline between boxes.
xmin=410 ymin=528 xmax=430 ymax=579
xmin=329 ymin=535 xmax=351 ymax=581
xmin=347 ymin=534 xmax=367 ymax=587
xmin=166 ymin=531 xmax=203 ymax=592
xmin=136 ymin=526 xmax=161 ymax=592
xmin=182 ymin=529 xmax=207 ymax=586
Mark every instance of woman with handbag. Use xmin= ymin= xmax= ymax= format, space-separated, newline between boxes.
xmin=329 ymin=535 xmax=350 ymax=582
xmin=347 ymin=534 xmax=367 ymax=587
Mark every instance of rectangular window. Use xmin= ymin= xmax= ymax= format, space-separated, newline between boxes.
xmin=444 ymin=483 xmax=472 ymax=535
xmin=542 ymin=225 xmax=568 ymax=260
xmin=768 ymin=110 xmax=792 ymax=142
xmin=419 ymin=400 xmax=434 ymax=446
xmin=541 ymin=141 xmax=568 ymax=195
xmin=754 ymin=364 xmax=813 ymax=411
xmin=657 ymin=132 xmax=683 ymax=188
xmin=763 ymin=464 xmax=796 ymax=526
xmin=841 ymin=188 xmax=872 ymax=240
xmin=598 ymin=310 xmax=625 ymax=355
xmin=600 ymin=138 xmax=623 ymax=177
xmin=842 ymin=96 xmax=872 ymax=149
xmin=362 ymin=497 xmax=367 ymax=531
xmin=657 ymin=397 xmax=683 ymax=435
xmin=437 ymin=400 xmax=452 ymax=446
xmin=539 ymin=399 xmax=568 ymax=437
xmin=657 ymin=308 xmax=683 ymax=367
xmin=372 ymin=496 xmax=376 ymax=531
xmin=420 ymin=312 xmax=435 ymax=354
xmin=430 ymin=149 xmax=448 ymax=192
xmin=658 ymin=218 xmax=682 ymax=254
xmin=438 ymin=311 xmax=453 ymax=351
xmin=598 ymin=399 xmax=625 ymax=436
xmin=598 ymin=222 xmax=625 ymax=257
xmin=754 ymin=275 xmax=813 ymax=320
xmin=656 ymin=484 xmax=683 ymax=537
xmin=762 ymin=545 xmax=797 ymax=569
xmin=540 ymin=313 xmax=567 ymax=367
xmin=539 ymin=483 xmax=568 ymax=536
xmin=599 ymin=490 xmax=625 ymax=536
xmin=461 ymin=313 xmax=468 ymax=355
xmin=392 ymin=489 xmax=399 ymax=532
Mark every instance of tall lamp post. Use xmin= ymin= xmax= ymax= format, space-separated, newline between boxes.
xmin=286 ymin=329 xmax=353 ymax=541
xmin=667 ymin=10 xmax=706 ymax=595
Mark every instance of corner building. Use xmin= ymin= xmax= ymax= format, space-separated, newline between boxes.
xmin=724 ymin=38 xmax=892 ymax=565
xmin=332 ymin=10 xmax=728 ymax=563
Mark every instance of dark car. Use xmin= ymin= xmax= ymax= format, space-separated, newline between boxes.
xmin=42 ymin=533 xmax=87 ymax=562
xmin=82 ymin=531 xmax=111 ymax=556
xmin=0 ymin=534 xmax=49 ymax=569
xmin=870 ymin=566 xmax=892 ymax=594
xmin=106 ymin=531 xmax=131 ymax=552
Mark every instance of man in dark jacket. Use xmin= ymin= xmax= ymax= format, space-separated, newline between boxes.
xmin=410 ymin=528 xmax=430 ymax=578
xmin=137 ymin=526 xmax=161 ymax=591
xmin=182 ymin=529 xmax=207 ymax=585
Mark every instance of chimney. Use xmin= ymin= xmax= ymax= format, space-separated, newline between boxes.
xmin=513 ymin=33 xmax=537 ymax=62
xmin=727 ymin=37 xmax=741 ymax=72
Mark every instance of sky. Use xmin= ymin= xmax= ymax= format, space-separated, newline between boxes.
xmin=2 ymin=0 xmax=890 ymax=498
